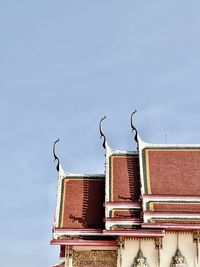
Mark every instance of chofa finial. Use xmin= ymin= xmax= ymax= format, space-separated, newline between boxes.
xmin=53 ymin=138 xmax=60 ymax=172
xmin=131 ymin=110 xmax=139 ymax=150
xmin=99 ymin=116 xmax=107 ymax=149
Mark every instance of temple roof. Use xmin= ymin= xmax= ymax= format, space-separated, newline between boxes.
xmin=137 ymin=136 xmax=200 ymax=225
xmin=51 ymin=119 xmax=200 ymax=244
xmin=138 ymin=138 xmax=200 ymax=196
xmin=108 ymin=152 xmax=140 ymax=202
xmin=54 ymin=174 xmax=105 ymax=230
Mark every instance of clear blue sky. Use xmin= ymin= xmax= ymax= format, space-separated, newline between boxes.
xmin=1 ymin=1 xmax=200 ymax=266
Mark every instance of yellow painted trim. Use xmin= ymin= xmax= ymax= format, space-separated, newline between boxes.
xmin=61 ymin=179 xmax=68 ymax=227
xmin=145 ymin=150 xmax=152 ymax=194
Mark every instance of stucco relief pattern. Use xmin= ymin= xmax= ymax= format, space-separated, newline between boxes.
xmin=73 ymin=250 xmax=117 ymax=267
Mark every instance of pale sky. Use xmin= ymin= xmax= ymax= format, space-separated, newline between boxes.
xmin=1 ymin=1 xmax=200 ymax=266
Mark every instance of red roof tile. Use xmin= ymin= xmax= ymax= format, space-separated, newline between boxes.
xmin=142 ymin=148 xmax=200 ymax=195
xmin=148 ymin=202 xmax=200 ymax=213
xmin=59 ymin=177 xmax=105 ymax=229
xmin=110 ymin=154 xmax=140 ymax=201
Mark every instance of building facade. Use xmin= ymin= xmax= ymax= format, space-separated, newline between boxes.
xmin=51 ymin=115 xmax=200 ymax=267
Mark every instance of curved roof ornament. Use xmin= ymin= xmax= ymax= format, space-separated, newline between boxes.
xmin=53 ymin=138 xmax=61 ymax=172
xmin=131 ymin=110 xmax=139 ymax=150
xmin=99 ymin=116 xmax=107 ymax=149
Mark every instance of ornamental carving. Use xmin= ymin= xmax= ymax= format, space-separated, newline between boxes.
xmin=170 ymin=249 xmax=187 ymax=267
xmin=73 ymin=250 xmax=117 ymax=267
xmin=132 ymin=249 xmax=149 ymax=267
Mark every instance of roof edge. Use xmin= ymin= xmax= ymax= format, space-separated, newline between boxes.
xmin=138 ymin=135 xmax=200 ymax=149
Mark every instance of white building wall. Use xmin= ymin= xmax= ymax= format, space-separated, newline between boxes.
xmin=121 ymin=232 xmax=196 ymax=267
xmin=121 ymin=238 xmax=156 ymax=267
xmin=63 ymin=232 xmax=198 ymax=267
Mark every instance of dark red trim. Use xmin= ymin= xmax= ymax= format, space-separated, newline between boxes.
xmin=105 ymin=201 xmax=141 ymax=209
xmin=106 ymin=218 xmax=142 ymax=224
xmin=103 ymin=229 xmax=165 ymax=237
xmin=53 ymin=263 xmax=64 ymax=267
xmin=143 ymin=194 xmax=200 ymax=200
xmin=51 ymin=239 xmax=118 ymax=246
xmin=144 ymin=211 xmax=200 ymax=217
xmin=143 ymin=223 xmax=200 ymax=230
xmin=54 ymin=228 xmax=103 ymax=234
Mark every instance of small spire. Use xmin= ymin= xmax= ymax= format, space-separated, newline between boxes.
xmin=139 ymin=239 xmax=141 ymax=250
xmin=131 ymin=110 xmax=138 ymax=150
xmin=99 ymin=116 xmax=107 ymax=149
xmin=53 ymin=138 xmax=60 ymax=172
xmin=132 ymin=243 xmax=149 ymax=267
xmin=170 ymin=248 xmax=187 ymax=267
xmin=137 ymin=249 xmax=144 ymax=258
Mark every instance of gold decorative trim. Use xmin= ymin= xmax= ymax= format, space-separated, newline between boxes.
xmin=73 ymin=250 xmax=118 ymax=267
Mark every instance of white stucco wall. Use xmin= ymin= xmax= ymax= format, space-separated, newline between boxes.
xmin=120 ymin=232 xmax=196 ymax=267
xmin=64 ymin=232 xmax=198 ymax=267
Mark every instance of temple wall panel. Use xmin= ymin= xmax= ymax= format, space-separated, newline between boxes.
xmin=122 ymin=232 xmax=195 ymax=267
xmin=61 ymin=233 xmax=197 ymax=267
xmin=122 ymin=238 xmax=156 ymax=267
xmin=71 ymin=247 xmax=118 ymax=267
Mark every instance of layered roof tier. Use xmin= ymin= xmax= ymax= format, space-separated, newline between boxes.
xmin=51 ymin=120 xmax=200 ymax=246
